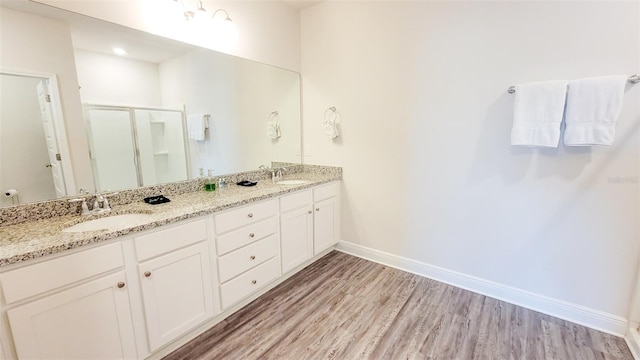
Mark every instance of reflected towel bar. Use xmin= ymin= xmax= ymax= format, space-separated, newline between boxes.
xmin=507 ymin=74 xmax=640 ymax=94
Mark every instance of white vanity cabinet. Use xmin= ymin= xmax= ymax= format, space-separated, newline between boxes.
xmin=280 ymin=190 xmax=314 ymax=273
xmin=280 ymin=181 xmax=341 ymax=273
xmin=0 ymin=180 xmax=341 ymax=359
xmin=214 ymin=199 xmax=281 ymax=309
xmin=312 ymin=182 xmax=341 ymax=255
xmin=134 ymin=218 xmax=215 ymax=352
xmin=0 ymin=243 xmax=137 ymax=359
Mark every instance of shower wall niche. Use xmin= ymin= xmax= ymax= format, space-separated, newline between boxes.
xmin=84 ymin=105 xmax=189 ymax=192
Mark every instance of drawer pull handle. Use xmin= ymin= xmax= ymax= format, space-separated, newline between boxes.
xmin=144 ymin=271 xmax=152 ymax=278
xmin=250 ymin=255 xmax=256 ymax=260
xmin=251 ymin=280 xmax=257 ymax=285
xmin=247 ymin=213 xmax=254 ymax=218
xmin=308 ymin=210 xmax=312 ymax=214
xmin=316 ymin=208 xmax=320 ymax=211
xmin=117 ymin=282 xmax=126 ymax=289
xmin=249 ymin=233 xmax=255 ymax=238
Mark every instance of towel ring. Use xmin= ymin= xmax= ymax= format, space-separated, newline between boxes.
xmin=324 ymin=107 xmax=337 ymax=125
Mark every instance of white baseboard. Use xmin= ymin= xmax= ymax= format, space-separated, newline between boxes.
xmin=336 ymin=241 xmax=628 ymax=337
xmin=626 ymin=325 xmax=640 ymax=360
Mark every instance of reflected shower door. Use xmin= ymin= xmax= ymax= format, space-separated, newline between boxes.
xmin=85 ymin=108 xmax=138 ymax=191
xmin=134 ymin=109 xmax=188 ymax=186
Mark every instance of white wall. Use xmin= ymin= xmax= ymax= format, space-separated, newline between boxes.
xmin=301 ymin=1 xmax=640 ymax=330
xmin=159 ymin=48 xmax=301 ymax=176
xmin=34 ymin=0 xmax=301 ymax=72
xmin=74 ymin=49 xmax=161 ymax=107
xmin=0 ymin=7 xmax=93 ymax=193
xmin=0 ymin=75 xmax=56 ymax=206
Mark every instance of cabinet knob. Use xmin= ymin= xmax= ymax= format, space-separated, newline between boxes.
xmin=249 ymin=233 xmax=255 ymax=238
xmin=247 ymin=213 xmax=254 ymax=218
xmin=250 ymin=255 xmax=256 ymax=260
xmin=316 ymin=208 xmax=320 ymax=211
xmin=251 ymin=280 xmax=257 ymax=285
xmin=117 ymin=282 xmax=126 ymax=289
xmin=144 ymin=271 xmax=151 ymax=278
xmin=308 ymin=210 xmax=312 ymax=214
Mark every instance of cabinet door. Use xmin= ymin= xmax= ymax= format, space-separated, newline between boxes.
xmin=138 ymin=241 xmax=214 ymax=351
xmin=280 ymin=206 xmax=313 ymax=273
xmin=314 ymin=197 xmax=339 ymax=255
xmin=7 ymin=272 xmax=137 ymax=359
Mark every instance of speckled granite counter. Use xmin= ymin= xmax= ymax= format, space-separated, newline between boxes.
xmin=0 ymin=171 xmax=340 ymax=267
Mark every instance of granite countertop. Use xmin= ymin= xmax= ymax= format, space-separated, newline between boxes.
xmin=0 ymin=172 xmax=340 ymax=267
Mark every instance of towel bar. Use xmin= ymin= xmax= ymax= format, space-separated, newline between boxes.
xmin=507 ymin=74 xmax=639 ymax=94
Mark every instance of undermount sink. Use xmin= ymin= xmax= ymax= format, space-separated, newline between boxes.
xmin=276 ymin=179 xmax=311 ymax=185
xmin=63 ymin=213 xmax=153 ymax=233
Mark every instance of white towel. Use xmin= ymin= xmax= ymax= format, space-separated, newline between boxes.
xmin=510 ymin=80 xmax=568 ymax=147
xmin=267 ymin=122 xmax=281 ymax=139
xmin=564 ymin=75 xmax=627 ymax=146
xmin=187 ymin=114 xmax=207 ymax=141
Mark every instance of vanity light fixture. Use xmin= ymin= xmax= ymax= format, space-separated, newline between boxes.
xmin=169 ymin=1 xmax=238 ymax=43
xmin=211 ymin=9 xmax=238 ymax=44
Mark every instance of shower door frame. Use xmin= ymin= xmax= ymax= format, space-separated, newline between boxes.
xmin=83 ymin=104 xmax=190 ymax=190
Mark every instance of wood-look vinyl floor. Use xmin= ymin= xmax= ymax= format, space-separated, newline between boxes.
xmin=164 ymin=251 xmax=633 ymax=360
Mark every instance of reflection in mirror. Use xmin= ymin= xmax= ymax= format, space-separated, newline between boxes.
xmin=0 ymin=1 xmax=302 ymax=206
xmin=0 ymin=72 xmax=72 ymax=207
xmin=84 ymin=105 xmax=189 ymax=192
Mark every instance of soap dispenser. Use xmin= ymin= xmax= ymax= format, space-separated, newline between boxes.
xmin=205 ymin=169 xmax=216 ymax=192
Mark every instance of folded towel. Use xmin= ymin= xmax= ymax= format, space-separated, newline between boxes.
xmin=187 ymin=114 xmax=207 ymax=141
xmin=510 ymin=80 xmax=568 ymax=147
xmin=267 ymin=122 xmax=281 ymax=139
xmin=564 ymin=75 xmax=627 ymax=146
xmin=324 ymin=122 xmax=339 ymax=139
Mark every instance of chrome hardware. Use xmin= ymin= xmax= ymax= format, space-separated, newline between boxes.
xmin=251 ymin=280 xmax=257 ymax=284
xmin=508 ymin=74 xmax=640 ymax=94
xmin=117 ymin=282 xmax=125 ymax=288
xmin=250 ymin=255 xmax=256 ymax=260
xmin=249 ymin=233 xmax=255 ymax=238
xmin=144 ymin=271 xmax=151 ymax=278
xmin=68 ymin=198 xmax=91 ymax=215
xmin=247 ymin=213 xmax=253 ymax=218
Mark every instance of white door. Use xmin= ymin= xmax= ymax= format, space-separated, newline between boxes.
xmin=7 ymin=272 xmax=137 ymax=359
xmin=138 ymin=241 xmax=214 ymax=351
xmin=37 ymin=80 xmax=66 ymax=197
xmin=313 ymin=197 xmax=339 ymax=255
xmin=280 ymin=206 xmax=314 ymax=273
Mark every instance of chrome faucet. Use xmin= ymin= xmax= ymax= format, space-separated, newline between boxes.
xmin=68 ymin=191 xmax=118 ymax=215
xmin=274 ymin=167 xmax=287 ymax=182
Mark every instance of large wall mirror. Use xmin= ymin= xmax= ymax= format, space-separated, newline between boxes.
xmin=0 ymin=1 xmax=301 ymax=208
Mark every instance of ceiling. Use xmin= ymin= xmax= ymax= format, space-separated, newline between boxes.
xmin=281 ymin=0 xmax=324 ymax=10
xmin=0 ymin=0 xmax=323 ymax=63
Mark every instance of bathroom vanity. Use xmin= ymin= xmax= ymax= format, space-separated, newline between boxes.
xmin=0 ymin=170 xmax=341 ymax=359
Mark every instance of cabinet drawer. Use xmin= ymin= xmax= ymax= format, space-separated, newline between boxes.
xmin=216 ymin=217 xmax=276 ymax=256
xmin=313 ymin=181 xmax=339 ymax=202
xmin=0 ymin=242 xmax=124 ymax=305
xmin=215 ymin=199 xmax=277 ymax=234
xmin=219 ymin=257 xmax=280 ymax=309
xmin=280 ymin=190 xmax=312 ymax=213
xmin=135 ymin=218 xmax=208 ymax=261
xmin=218 ymin=235 xmax=278 ymax=283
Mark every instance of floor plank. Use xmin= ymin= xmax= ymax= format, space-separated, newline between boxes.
xmin=164 ymin=251 xmax=633 ymax=360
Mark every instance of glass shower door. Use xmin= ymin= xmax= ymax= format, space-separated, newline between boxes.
xmin=134 ymin=109 xmax=188 ymax=186
xmin=84 ymin=107 xmax=139 ymax=192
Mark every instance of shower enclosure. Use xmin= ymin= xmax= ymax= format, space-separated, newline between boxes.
xmin=83 ymin=105 xmax=189 ymax=192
